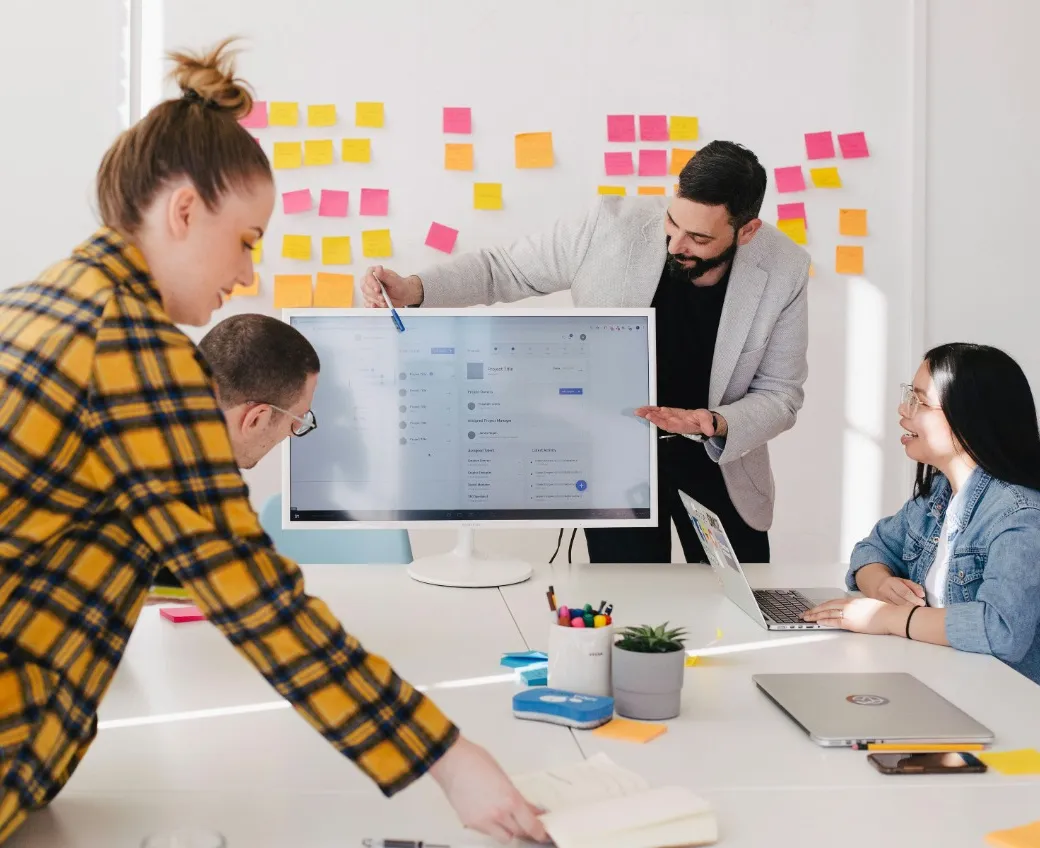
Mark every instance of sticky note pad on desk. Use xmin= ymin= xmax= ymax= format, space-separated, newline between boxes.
xmin=160 ymin=606 xmax=205 ymax=623
xmin=979 ymin=749 xmax=1040 ymax=775
xmin=592 ymin=718 xmax=668 ymax=744
xmin=501 ymin=651 xmax=549 ymax=668
xmin=987 ymin=820 xmax=1040 ymax=848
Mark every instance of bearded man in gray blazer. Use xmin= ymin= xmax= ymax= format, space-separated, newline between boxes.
xmin=362 ymin=141 xmax=809 ymax=564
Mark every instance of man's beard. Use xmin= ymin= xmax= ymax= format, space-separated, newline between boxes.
xmin=666 ymin=235 xmax=738 ymax=284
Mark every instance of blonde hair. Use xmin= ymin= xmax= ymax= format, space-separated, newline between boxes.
xmin=97 ymin=37 xmax=271 ymax=234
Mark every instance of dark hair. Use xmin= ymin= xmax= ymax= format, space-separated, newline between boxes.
xmin=676 ymin=141 xmax=767 ymax=229
xmin=97 ymin=37 xmax=271 ymax=233
xmin=915 ymin=343 xmax=1040 ymax=498
xmin=198 ymin=314 xmax=321 ymax=408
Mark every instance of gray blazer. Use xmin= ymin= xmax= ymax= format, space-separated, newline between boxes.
xmin=419 ymin=197 xmax=810 ymax=531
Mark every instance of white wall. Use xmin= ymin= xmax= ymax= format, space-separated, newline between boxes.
xmin=0 ymin=0 xmax=126 ymax=287
xmin=925 ymin=1 xmax=1040 ymax=385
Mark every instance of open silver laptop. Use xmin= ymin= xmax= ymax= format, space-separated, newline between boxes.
xmin=678 ymin=491 xmax=846 ymax=630
xmin=754 ymin=672 xmax=995 ymax=747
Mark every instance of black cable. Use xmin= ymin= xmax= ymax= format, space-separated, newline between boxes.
xmin=567 ymin=528 xmax=577 ymax=563
xmin=548 ymin=528 xmax=564 ymax=563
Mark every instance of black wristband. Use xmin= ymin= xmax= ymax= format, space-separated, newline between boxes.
xmin=905 ymin=605 xmax=921 ymax=639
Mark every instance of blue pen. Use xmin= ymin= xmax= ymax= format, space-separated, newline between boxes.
xmin=377 ymin=280 xmax=405 ymax=333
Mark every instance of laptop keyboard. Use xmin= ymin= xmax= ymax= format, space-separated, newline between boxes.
xmin=753 ymin=589 xmax=814 ymax=623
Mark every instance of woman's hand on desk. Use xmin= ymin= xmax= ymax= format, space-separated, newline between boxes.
xmin=429 ymin=736 xmax=549 ymax=843
xmin=801 ymin=597 xmax=906 ymax=636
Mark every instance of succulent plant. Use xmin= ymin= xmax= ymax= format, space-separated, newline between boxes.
xmin=614 ymin=622 xmax=688 ymax=654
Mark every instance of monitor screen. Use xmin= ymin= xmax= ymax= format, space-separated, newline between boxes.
xmin=283 ymin=308 xmax=656 ymax=527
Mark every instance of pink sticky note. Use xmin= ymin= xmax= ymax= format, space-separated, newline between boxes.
xmin=838 ymin=132 xmax=870 ymax=159
xmin=638 ymin=150 xmax=668 ymax=177
xmin=605 ymin=152 xmax=634 ymax=176
xmin=425 ymin=222 xmax=459 ymax=254
xmin=774 ymin=166 xmax=806 ymax=193
xmin=443 ymin=107 xmax=472 ymax=134
xmin=160 ymin=606 xmax=206 ymax=623
xmin=778 ymin=202 xmax=807 ymax=222
xmin=318 ymin=190 xmax=349 ymax=217
xmin=804 ymin=131 xmax=835 ymax=160
xmin=360 ymin=188 xmax=390 ymax=216
xmin=239 ymin=101 xmax=268 ymax=129
xmin=639 ymin=115 xmax=669 ymax=142
xmin=282 ymin=189 xmax=312 ymax=215
xmin=607 ymin=114 xmax=636 ymax=143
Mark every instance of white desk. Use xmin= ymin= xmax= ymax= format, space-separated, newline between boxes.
xmin=10 ymin=562 xmax=1040 ymax=848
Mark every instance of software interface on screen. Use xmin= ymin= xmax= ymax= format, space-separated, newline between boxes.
xmin=287 ymin=313 xmax=653 ymax=521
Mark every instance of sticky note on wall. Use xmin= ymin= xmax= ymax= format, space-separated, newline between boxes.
xmin=282 ymin=235 xmax=312 ymax=261
xmin=360 ymin=188 xmax=389 ymax=216
xmin=804 ymin=131 xmax=835 ymax=159
xmin=838 ymin=131 xmax=870 ymax=158
xmin=314 ymin=273 xmax=354 ymax=307
xmin=607 ymin=114 xmax=636 ymax=142
xmin=604 ymin=152 xmax=634 ymax=176
xmin=282 ymin=190 xmax=312 ymax=214
xmin=355 ymin=102 xmax=384 ymax=128
xmin=362 ymin=230 xmax=393 ymax=258
xmin=774 ymin=166 xmax=806 ymax=193
xmin=307 ymin=104 xmax=337 ymax=127
xmin=273 ymin=142 xmax=302 ymax=170
xmin=778 ymin=202 xmax=807 ymax=222
xmin=777 ymin=218 xmax=807 ymax=244
xmin=639 ymin=115 xmax=669 ymax=141
xmin=445 ymin=143 xmax=474 ymax=171
xmin=669 ymin=116 xmax=699 ymax=141
xmin=474 ymin=183 xmax=503 ymax=210
xmin=516 ymin=132 xmax=554 ymax=168
xmin=269 ymin=102 xmax=299 ymax=127
xmin=239 ymin=101 xmax=268 ymax=129
xmin=638 ymin=150 xmax=668 ymax=177
xmin=304 ymin=139 xmax=335 ymax=166
xmin=839 ymin=208 xmax=868 ymax=236
xmin=425 ymin=222 xmax=459 ymax=254
xmin=322 ymin=236 xmax=352 ymax=265
xmin=341 ymin=139 xmax=372 ymax=163
xmin=670 ymin=148 xmax=695 ymax=176
xmin=443 ymin=107 xmax=472 ymax=134
xmin=638 ymin=187 xmax=666 ymax=196
xmin=598 ymin=186 xmax=626 ymax=195
xmin=836 ymin=245 xmax=864 ymax=275
xmin=810 ymin=167 xmax=842 ymax=188
xmin=318 ymin=190 xmax=349 ymax=217
xmin=251 ymin=240 xmax=262 ymax=264
xmin=273 ymin=275 xmax=313 ymax=308
xmin=228 ymin=273 xmax=260 ymax=299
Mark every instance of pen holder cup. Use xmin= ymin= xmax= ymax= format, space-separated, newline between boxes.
xmin=547 ymin=621 xmax=613 ymax=697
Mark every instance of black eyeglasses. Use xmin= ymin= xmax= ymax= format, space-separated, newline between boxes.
xmin=253 ymin=402 xmax=317 ymax=437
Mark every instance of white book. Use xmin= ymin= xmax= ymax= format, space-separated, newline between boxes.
xmin=512 ymin=754 xmax=717 ymax=848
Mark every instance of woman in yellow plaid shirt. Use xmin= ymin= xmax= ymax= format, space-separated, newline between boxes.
xmin=0 ymin=39 xmax=546 ymax=844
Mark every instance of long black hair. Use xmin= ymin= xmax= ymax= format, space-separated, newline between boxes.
xmin=915 ymin=343 xmax=1040 ymax=498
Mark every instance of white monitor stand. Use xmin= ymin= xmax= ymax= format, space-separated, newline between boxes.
xmin=407 ymin=528 xmax=532 ymax=588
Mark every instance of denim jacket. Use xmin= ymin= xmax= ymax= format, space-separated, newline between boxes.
xmin=848 ymin=468 xmax=1040 ymax=685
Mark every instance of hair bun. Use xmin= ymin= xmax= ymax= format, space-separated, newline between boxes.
xmin=167 ymin=37 xmax=254 ymax=120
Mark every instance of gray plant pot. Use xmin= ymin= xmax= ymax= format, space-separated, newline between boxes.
xmin=611 ymin=644 xmax=685 ymax=720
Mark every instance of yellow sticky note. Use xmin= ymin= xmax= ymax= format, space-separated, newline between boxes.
xmin=592 ymin=718 xmax=668 ymax=744
xmin=355 ymin=102 xmax=384 ymax=128
xmin=808 ymin=262 xmax=816 ymax=277
xmin=836 ymin=245 xmax=864 ymax=275
xmin=638 ymin=186 xmax=666 ymax=196
xmin=304 ymin=139 xmax=335 ymax=166
xmin=282 ymin=235 xmax=312 ymax=261
xmin=598 ymin=185 xmax=627 ymax=196
xmin=251 ymin=240 xmax=262 ymax=264
xmin=474 ymin=183 xmax=503 ymax=210
xmin=307 ymin=104 xmax=337 ymax=127
xmin=810 ymin=166 xmax=842 ymax=188
xmin=341 ymin=138 xmax=372 ymax=163
xmin=322 ymin=236 xmax=352 ymax=266
xmin=669 ymin=148 xmax=696 ymax=176
xmin=269 ymin=102 xmax=299 ymax=127
xmin=979 ymin=749 xmax=1040 ymax=776
xmin=273 ymin=142 xmax=302 ymax=170
xmin=273 ymin=275 xmax=312 ymax=308
xmin=515 ymin=132 xmax=554 ymax=168
xmin=361 ymin=229 xmax=393 ymax=259
xmin=839 ymin=208 xmax=868 ymax=236
xmin=314 ymin=273 xmax=354 ymax=307
xmin=986 ymin=819 xmax=1040 ymax=848
xmin=445 ymin=143 xmax=474 ymax=171
xmin=669 ymin=116 xmax=699 ymax=141
xmin=777 ymin=218 xmax=808 ymax=245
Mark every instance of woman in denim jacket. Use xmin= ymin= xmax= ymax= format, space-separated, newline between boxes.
xmin=804 ymin=343 xmax=1040 ymax=685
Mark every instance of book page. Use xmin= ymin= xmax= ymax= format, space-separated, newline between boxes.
xmin=512 ymin=753 xmax=650 ymax=813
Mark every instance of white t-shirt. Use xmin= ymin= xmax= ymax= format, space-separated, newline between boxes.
xmin=923 ymin=489 xmax=963 ymax=608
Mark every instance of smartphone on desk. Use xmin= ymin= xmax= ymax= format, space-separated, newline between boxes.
xmin=868 ymin=752 xmax=987 ymax=775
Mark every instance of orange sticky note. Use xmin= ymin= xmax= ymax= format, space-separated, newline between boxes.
xmin=314 ymin=273 xmax=354 ymax=307
xmin=445 ymin=143 xmax=474 ymax=171
xmin=598 ymin=186 xmax=627 ymax=196
xmin=669 ymin=148 xmax=696 ymax=176
xmin=591 ymin=718 xmax=668 ymax=744
xmin=474 ymin=183 xmax=503 ymax=210
xmin=836 ymin=245 xmax=864 ymax=275
xmin=269 ymin=102 xmax=299 ymax=127
xmin=228 ymin=273 xmax=260 ymax=299
xmin=669 ymin=116 xmax=699 ymax=141
xmin=638 ymin=186 xmax=666 ymax=196
xmin=341 ymin=139 xmax=372 ymax=163
xmin=273 ymin=142 xmax=302 ymax=170
xmin=839 ymin=208 xmax=868 ymax=236
xmin=515 ymin=132 xmax=554 ymax=168
xmin=361 ymin=229 xmax=393 ymax=259
xmin=355 ymin=101 xmax=385 ymax=128
xmin=273 ymin=275 xmax=312 ymax=308
xmin=810 ymin=166 xmax=842 ymax=188
xmin=979 ymin=749 xmax=1040 ymax=776
xmin=282 ymin=235 xmax=312 ymax=261
xmin=777 ymin=218 xmax=807 ymax=245
xmin=808 ymin=262 xmax=816 ymax=277
xmin=986 ymin=819 xmax=1040 ymax=848
xmin=304 ymin=139 xmax=335 ymax=166
xmin=307 ymin=104 xmax=336 ymax=127
xmin=322 ymin=236 xmax=352 ymax=266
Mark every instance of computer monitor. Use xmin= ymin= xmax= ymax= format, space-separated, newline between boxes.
xmin=281 ymin=307 xmax=657 ymax=587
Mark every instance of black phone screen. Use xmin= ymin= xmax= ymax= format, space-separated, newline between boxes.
xmin=870 ymin=752 xmax=985 ymax=772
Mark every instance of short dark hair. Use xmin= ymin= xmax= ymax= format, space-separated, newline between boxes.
xmin=198 ymin=314 xmax=320 ymax=408
xmin=915 ymin=343 xmax=1040 ymax=498
xmin=677 ymin=141 xmax=767 ymax=229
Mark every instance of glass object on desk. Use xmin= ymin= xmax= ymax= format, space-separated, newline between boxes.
xmin=141 ymin=829 xmax=226 ymax=848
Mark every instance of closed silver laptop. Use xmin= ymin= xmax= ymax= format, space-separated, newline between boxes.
xmin=678 ymin=491 xmax=845 ymax=630
xmin=754 ymin=672 xmax=995 ymax=747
